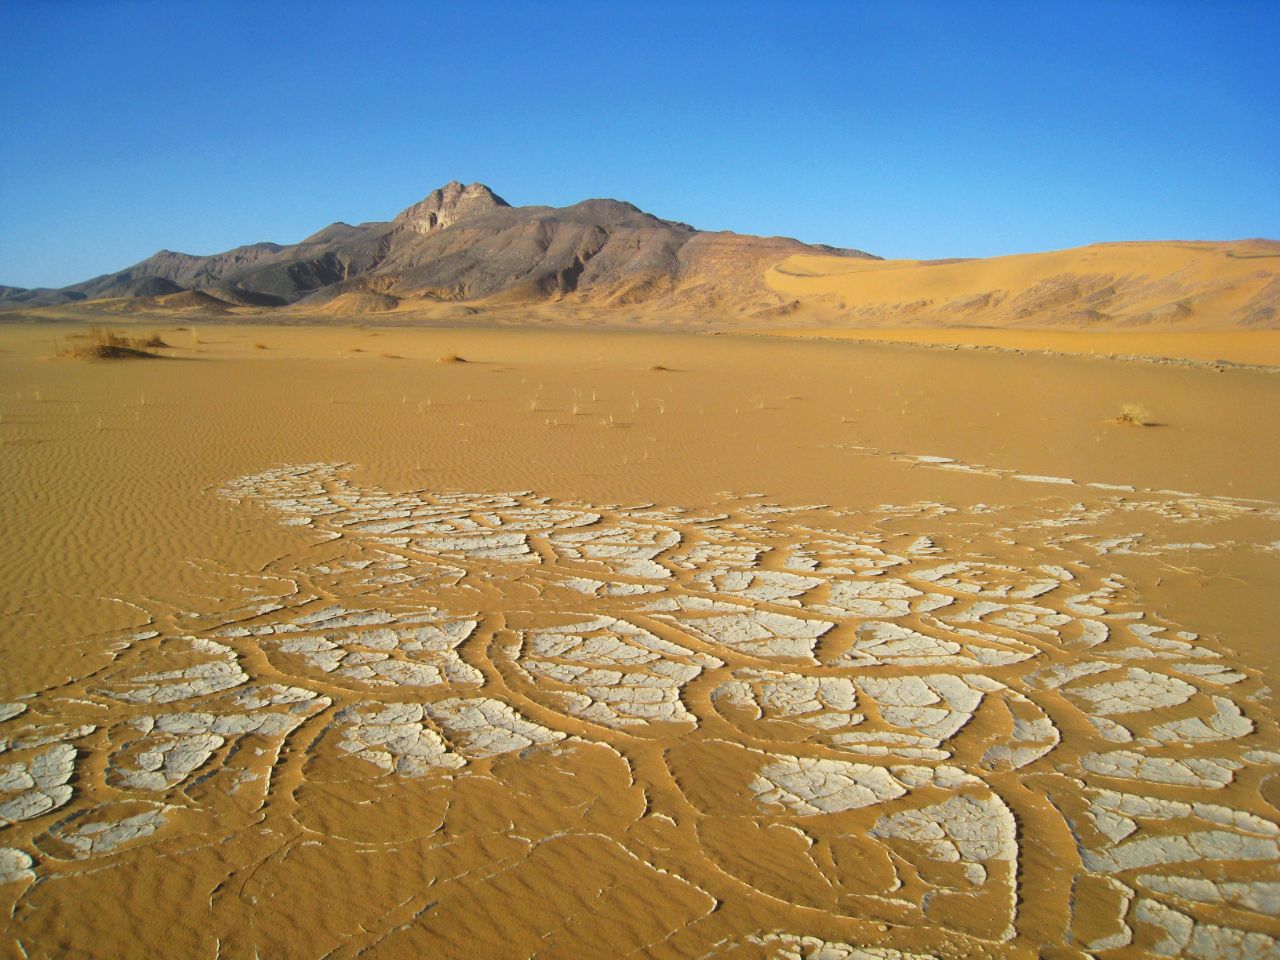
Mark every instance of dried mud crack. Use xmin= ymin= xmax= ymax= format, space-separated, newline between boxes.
xmin=2 ymin=462 xmax=1279 ymax=958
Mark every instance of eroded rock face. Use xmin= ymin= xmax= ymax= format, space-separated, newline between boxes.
xmin=392 ymin=181 xmax=510 ymax=236
xmin=2 ymin=461 xmax=1278 ymax=958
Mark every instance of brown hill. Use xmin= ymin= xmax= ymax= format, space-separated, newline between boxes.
xmin=4 ymin=182 xmax=872 ymax=315
xmin=153 ymin=290 xmax=235 ymax=313
xmin=309 ymin=291 xmax=401 ymax=316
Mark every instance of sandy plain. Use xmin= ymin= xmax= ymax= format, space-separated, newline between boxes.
xmin=1 ymin=322 xmax=1279 ymax=959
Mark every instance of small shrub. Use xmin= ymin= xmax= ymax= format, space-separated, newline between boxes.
xmin=60 ymin=326 xmax=160 ymax=360
xmin=1114 ymin=402 xmax=1153 ymax=427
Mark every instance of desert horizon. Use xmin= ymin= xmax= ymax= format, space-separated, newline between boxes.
xmin=4 ymin=182 xmax=1277 ymax=352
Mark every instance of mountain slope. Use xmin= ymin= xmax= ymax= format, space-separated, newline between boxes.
xmin=6 ymin=182 xmax=873 ymax=315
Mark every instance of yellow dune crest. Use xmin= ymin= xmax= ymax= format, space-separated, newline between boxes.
xmin=766 ymin=239 xmax=1280 ymax=330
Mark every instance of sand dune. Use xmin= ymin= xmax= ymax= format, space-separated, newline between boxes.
xmin=753 ymin=327 xmax=1280 ymax=367
xmin=304 ymin=290 xmax=401 ymax=315
xmin=766 ymin=239 xmax=1280 ymax=330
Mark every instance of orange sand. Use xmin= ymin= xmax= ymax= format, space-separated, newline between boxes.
xmin=1 ymin=323 xmax=1277 ymax=959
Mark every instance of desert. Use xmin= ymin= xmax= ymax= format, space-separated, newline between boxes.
xmin=2 ymin=3 xmax=1279 ymax=958
xmin=2 ymin=313 xmax=1278 ymax=958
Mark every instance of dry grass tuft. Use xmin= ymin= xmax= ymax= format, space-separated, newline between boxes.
xmin=59 ymin=327 xmax=162 ymax=361
xmin=648 ymin=364 xmax=675 ymax=372
xmin=1113 ymin=402 xmax=1154 ymax=427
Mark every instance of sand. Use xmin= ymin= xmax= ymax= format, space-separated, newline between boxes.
xmin=753 ymin=327 xmax=1280 ymax=367
xmin=1 ymin=322 xmax=1278 ymax=959
xmin=764 ymin=240 xmax=1280 ymax=331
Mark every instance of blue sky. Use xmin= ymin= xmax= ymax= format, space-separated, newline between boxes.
xmin=1 ymin=0 xmax=1276 ymax=288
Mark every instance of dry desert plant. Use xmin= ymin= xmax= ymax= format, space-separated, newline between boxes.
xmin=1114 ymin=402 xmax=1153 ymax=427
xmin=59 ymin=326 xmax=161 ymax=361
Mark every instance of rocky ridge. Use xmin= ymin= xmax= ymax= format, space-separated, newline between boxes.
xmin=0 ymin=181 xmax=874 ymax=317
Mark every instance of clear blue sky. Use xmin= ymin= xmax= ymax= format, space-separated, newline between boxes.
xmin=1 ymin=0 xmax=1276 ymax=288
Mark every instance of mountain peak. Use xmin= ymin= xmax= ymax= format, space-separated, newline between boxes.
xmin=394 ymin=181 xmax=509 ymax=234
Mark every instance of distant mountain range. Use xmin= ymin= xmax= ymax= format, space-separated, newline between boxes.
xmin=0 ymin=182 xmax=872 ymax=317
xmin=2 ymin=182 xmax=1276 ymax=329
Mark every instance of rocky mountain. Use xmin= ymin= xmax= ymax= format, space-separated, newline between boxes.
xmin=394 ymin=181 xmax=510 ymax=235
xmin=0 ymin=182 xmax=874 ymax=315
